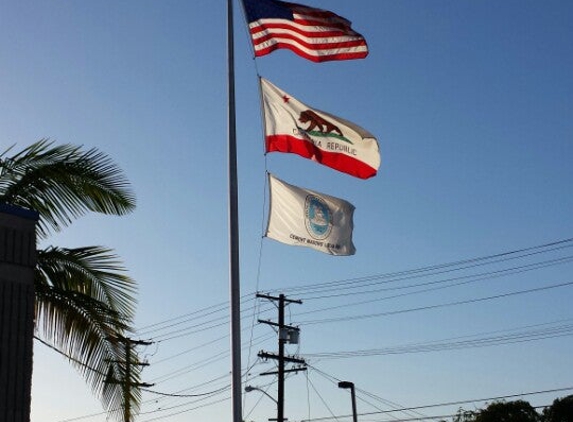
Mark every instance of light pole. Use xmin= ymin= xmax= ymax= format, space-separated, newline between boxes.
xmin=338 ymin=381 xmax=357 ymax=422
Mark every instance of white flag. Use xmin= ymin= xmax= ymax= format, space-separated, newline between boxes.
xmin=266 ymin=174 xmax=356 ymax=256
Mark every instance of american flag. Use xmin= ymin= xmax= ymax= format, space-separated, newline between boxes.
xmin=242 ymin=0 xmax=369 ymax=63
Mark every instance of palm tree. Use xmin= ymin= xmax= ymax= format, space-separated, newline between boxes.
xmin=0 ymin=139 xmax=140 ymax=420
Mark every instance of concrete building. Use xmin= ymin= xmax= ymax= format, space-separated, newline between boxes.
xmin=0 ymin=204 xmax=38 ymax=422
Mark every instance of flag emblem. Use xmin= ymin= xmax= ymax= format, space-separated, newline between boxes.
xmin=305 ymin=195 xmax=332 ymax=240
xmin=299 ymin=110 xmax=343 ymax=138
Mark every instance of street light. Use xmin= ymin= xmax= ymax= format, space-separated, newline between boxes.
xmin=338 ymin=381 xmax=357 ymax=422
xmin=245 ymin=385 xmax=278 ymax=404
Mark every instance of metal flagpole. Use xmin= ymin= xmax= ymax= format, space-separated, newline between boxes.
xmin=227 ymin=0 xmax=243 ymax=421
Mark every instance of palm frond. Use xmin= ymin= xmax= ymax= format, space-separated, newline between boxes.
xmin=37 ymin=246 xmax=137 ymax=320
xmin=1 ymin=140 xmax=141 ymax=419
xmin=0 ymin=139 xmax=135 ymax=238
xmin=35 ymin=245 xmax=140 ymax=419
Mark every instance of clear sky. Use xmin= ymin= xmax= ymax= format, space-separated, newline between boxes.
xmin=1 ymin=1 xmax=573 ymax=421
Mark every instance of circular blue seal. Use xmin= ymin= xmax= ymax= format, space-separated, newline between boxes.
xmin=305 ymin=195 xmax=332 ymax=240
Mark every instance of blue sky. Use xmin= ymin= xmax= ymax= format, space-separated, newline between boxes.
xmin=1 ymin=1 xmax=573 ymax=421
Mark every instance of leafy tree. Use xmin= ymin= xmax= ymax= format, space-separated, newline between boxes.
xmin=455 ymin=408 xmax=478 ymax=421
xmin=440 ymin=408 xmax=478 ymax=422
xmin=442 ymin=401 xmax=541 ymax=422
xmin=475 ymin=400 xmax=540 ymax=422
xmin=542 ymin=395 xmax=573 ymax=422
xmin=0 ymin=140 xmax=139 ymax=420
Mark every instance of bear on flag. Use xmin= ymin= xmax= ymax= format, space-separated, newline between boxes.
xmin=261 ymin=77 xmax=381 ymax=179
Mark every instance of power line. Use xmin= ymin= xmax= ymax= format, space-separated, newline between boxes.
xmin=138 ymin=395 xmax=230 ymax=422
xmin=134 ymin=238 xmax=573 ymax=339
xmin=122 ymin=240 xmax=573 ymax=376
xmin=297 ymin=255 xmax=573 ymax=311
xmin=148 ymin=333 xmax=273 ymax=385
xmin=142 ymin=384 xmax=230 ymax=398
xmin=128 ymin=256 xmax=573 ymax=390
xmin=55 ymin=362 xmax=261 ymax=422
xmin=308 ymin=366 xmax=430 ymax=422
xmin=136 ymin=361 xmax=265 ymax=421
xmin=301 ymin=248 xmax=573 ymax=300
xmin=49 ymin=240 xmax=573 ymax=422
xmin=125 ymin=242 xmax=573 ymax=373
xmin=142 ymin=280 xmax=570 ymax=398
xmin=150 ymin=302 xmax=275 ymax=342
xmin=133 ymin=269 xmax=572 ymax=390
xmin=299 ymin=280 xmax=573 ymax=325
xmin=151 ymin=333 xmax=229 ymax=365
xmin=132 ymin=262 xmax=572 ymax=397
xmin=134 ymin=254 xmax=573 ymax=415
xmin=137 ymin=391 xmax=230 ymax=419
xmin=34 ymin=336 xmax=107 ymax=376
xmin=136 ymin=294 xmax=255 ymax=334
xmin=300 ymin=386 xmax=573 ymax=422
xmin=307 ymin=376 xmax=340 ymax=422
xmin=270 ymin=238 xmax=573 ymax=296
xmin=303 ymin=318 xmax=573 ymax=359
xmin=243 ymin=378 xmax=278 ymax=419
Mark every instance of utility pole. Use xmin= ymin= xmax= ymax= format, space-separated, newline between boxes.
xmin=108 ymin=336 xmax=154 ymax=422
xmin=257 ymin=293 xmax=306 ymax=422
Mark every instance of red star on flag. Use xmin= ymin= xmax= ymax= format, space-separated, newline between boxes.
xmin=282 ymin=95 xmax=290 ymax=103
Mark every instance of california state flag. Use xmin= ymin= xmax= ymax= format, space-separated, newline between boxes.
xmin=261 ymin=78 xmax=380 ymax=179
xmin=266 ymin=173 xmax=356 ymax=256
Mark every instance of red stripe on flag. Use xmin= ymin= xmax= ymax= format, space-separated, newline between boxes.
xmin=255 ymin=44 xmax=367 ymax=61
xmin=250 ymin=22 xmax=353 ymax=38
xmin=266 ymin=135 xmax=377 ymax=179
xmin=252 ymin=32 xmax=368 ymax=50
